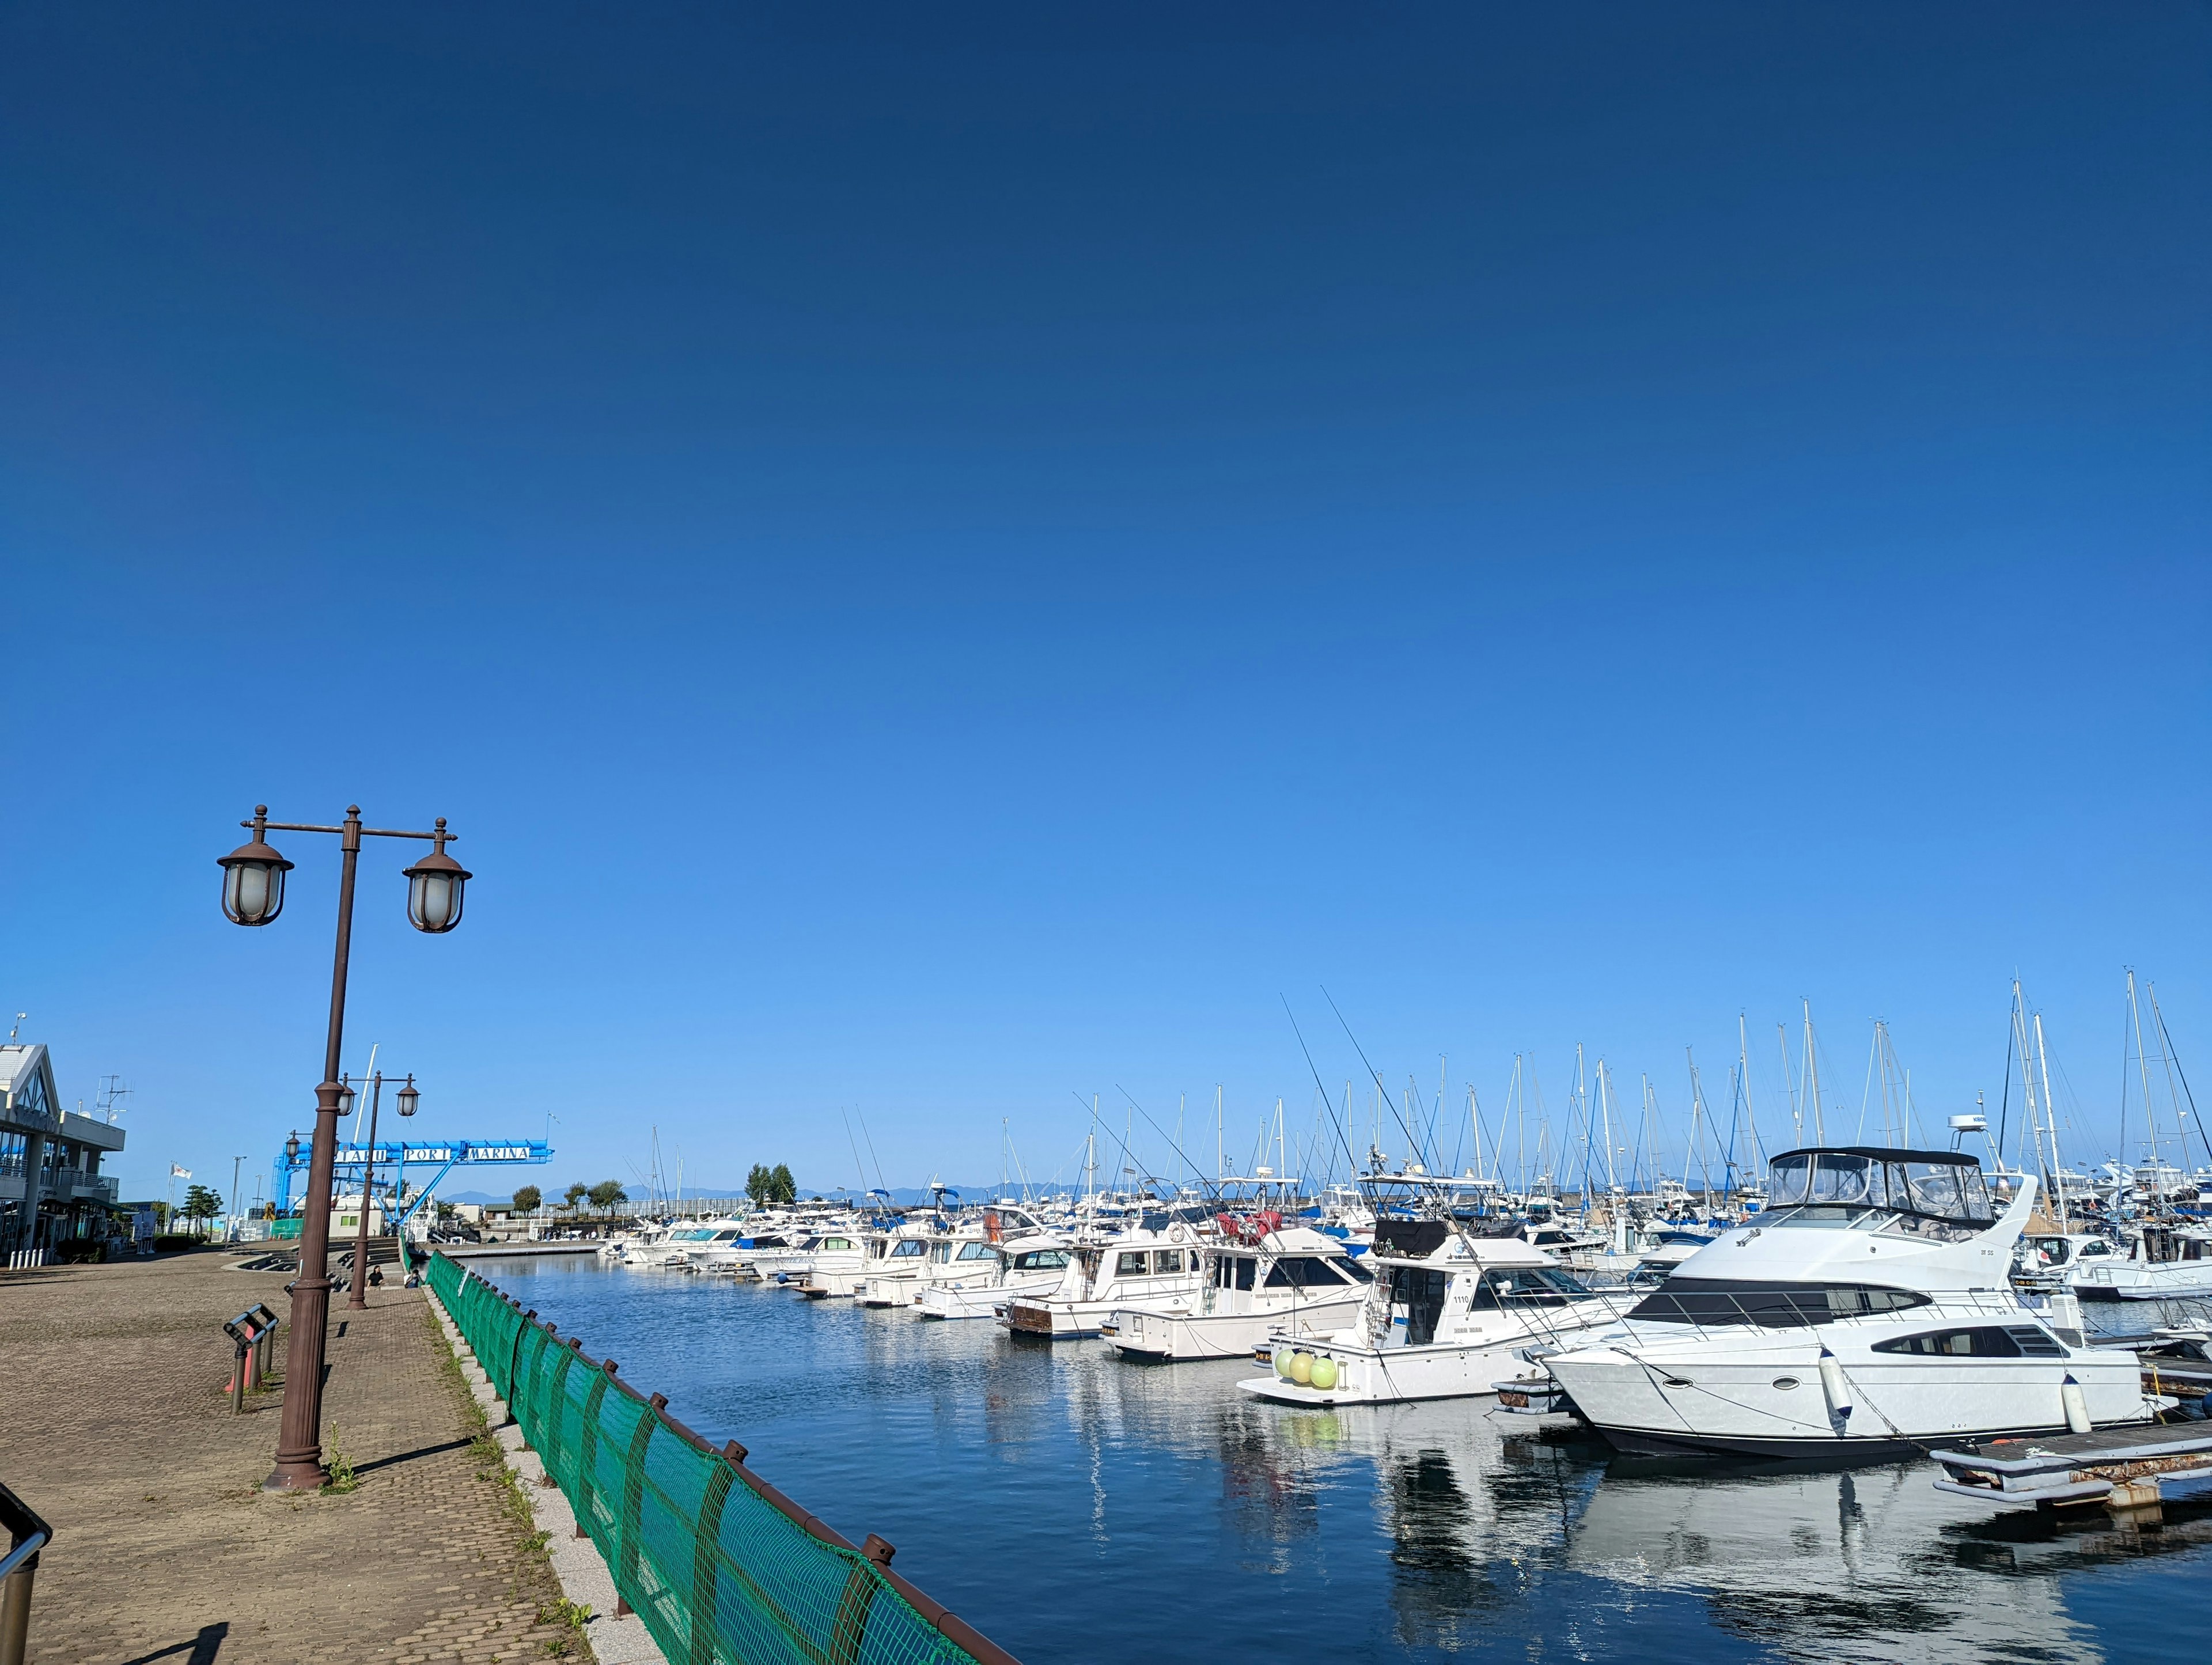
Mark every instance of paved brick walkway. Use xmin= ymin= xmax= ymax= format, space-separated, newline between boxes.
xmin=0 ymin=1252 xmax=582 ymax=1664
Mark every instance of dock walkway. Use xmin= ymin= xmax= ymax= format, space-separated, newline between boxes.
xmin=0 ymin=1251 xmax=580 ymax=1663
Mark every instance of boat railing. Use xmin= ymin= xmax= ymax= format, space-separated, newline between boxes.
xmin=1616 ymin=1282 xmax=2045 ymax=1344
xmin=426 ymin=1251 xmax=1020 ymax=1665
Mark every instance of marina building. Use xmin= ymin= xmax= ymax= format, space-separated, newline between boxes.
xmin=0 ymin=1041 xmax=126 ymax=1256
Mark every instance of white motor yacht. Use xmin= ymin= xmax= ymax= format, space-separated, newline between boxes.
xmin=2010 ymin=1229 xmax=2122 ymax=1292
xmin=1002 ymin=1216 xmax=1210 ymax=1340
xmin=1240 ymin=1208 xmax=1632 ymax=1406
xmin=2069 ymin=1222 xmax=2212 ymax=1302
xmin=860 ymin=1205 xmax=1049 ymax=1308
xmin=748 ymin=1225 xmax=862 ymax=1285
xmin=1104 ymin=1219 xmax=1371 ymax=1361
xmin=918 ymin=1233 xmax=1074 ymax=1319
xmin=794 ymin=1222 xmax=893 ymax=1297
xmin=636 ymin=1218 xmax=747 ymax=1269
xmin=1541 ymin=1146 xmax=2157 ymax=1459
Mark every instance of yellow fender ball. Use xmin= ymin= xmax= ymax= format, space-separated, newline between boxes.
xmin=1273 ymin=1345 xmax=1296 ymax=1379
xmin=1288 ymin=1352 xmax=1313 ymax=1385
xmin=1309 ymin=1356 xmax=1339 ymax=1391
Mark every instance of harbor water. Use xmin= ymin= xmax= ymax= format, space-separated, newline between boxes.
xmin=484 ymin=1256 xmax=2206 ymax=1664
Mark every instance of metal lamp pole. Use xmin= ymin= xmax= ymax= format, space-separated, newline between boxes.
xmin=343 ymin=1070 xmax=418 ymax=1310
xmin=217 ymin=805 xmax=470 ymax=1492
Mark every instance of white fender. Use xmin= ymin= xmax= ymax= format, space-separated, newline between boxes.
xmin=1818 ymin=1348 xmax=1854 ymax=1422
xmin=2061 ymin=1373 xmax=2093 ymax=1435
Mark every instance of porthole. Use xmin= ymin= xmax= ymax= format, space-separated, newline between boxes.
xmin=1772 ymin=1376 xmax=1801 ymax=1391
xmin=1662 ymin=1376 xmax=1692 ymax=1389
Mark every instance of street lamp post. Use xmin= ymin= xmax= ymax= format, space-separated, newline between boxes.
xmin=217 ymin=805 xmax=470 ymax=1492
xmin=343 ymin=1070 xmax=419 ymax=1310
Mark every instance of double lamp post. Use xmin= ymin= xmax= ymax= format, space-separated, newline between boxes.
xmin=218 ymin=805 xmax=470 ymax=1492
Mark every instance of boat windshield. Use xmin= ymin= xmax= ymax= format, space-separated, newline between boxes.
xmin=1765 ymin=1149 xmax=1992 ymax=1226
xmin=1471 ymin=1266 xmax=1599 ymax=1309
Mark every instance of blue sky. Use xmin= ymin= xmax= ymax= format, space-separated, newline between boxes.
xmin=3 ymin=5 xmax=2206 ymax=1207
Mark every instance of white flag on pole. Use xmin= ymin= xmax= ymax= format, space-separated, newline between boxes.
xmin=171 ymin=1163 xmax=192 ymax=1179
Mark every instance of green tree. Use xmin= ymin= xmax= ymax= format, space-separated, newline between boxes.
xmin=181 ymin=1184 xmax=222 ymax=1236
xmin=512 ymin=1185 xmax=542 ymax=1213
xmin=768 ymin=1163 xmax=797 ymax=1204
xmin=563 ymin=1181 xmax=589 ymax=1212
xmin=745 ymin=1163 xmax=773 ymax=1207
xmin=586 ymin=1179 xmax=627 ymax=1215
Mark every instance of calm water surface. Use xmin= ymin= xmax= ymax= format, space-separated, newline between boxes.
xmin=483 ymin=1257 xmax=2206 ymax=1664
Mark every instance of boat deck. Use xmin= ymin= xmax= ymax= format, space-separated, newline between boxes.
xmin=1931 ymin=1420 xmax=2212 ymax=1515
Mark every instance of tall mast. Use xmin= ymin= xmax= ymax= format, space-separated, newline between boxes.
xmin=1802 ymin=1001 xmax=1826 ymax=1144
xmin=2033 ymin=1011 xmax=2069 ymax=1233
xmin=1778 ymin=1023 xmax=1801 ymax=1146
xmin=2128 ymin=969 xmax=2161 ymax=1207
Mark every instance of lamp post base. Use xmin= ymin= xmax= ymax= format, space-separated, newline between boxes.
xmin=263 ymin=1462 xmax=329 ymax=1493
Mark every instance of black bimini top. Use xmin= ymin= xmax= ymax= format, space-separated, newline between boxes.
xmin=1771 ymin=1146 xmax=1980 ymax=1167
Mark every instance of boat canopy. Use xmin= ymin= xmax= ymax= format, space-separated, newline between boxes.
xmin=1766 ymin=1147 xmax=1993 ymax=1224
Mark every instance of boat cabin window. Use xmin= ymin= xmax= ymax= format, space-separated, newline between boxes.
xmin=1262 ymin=1256 xmax=1350 ymax=1288
xmin=889 ymin=1240 xmax=926 ymax=1258
xmin=1115 ymin=1251 xmax=1150 ymax=1277
xmin=1627 ymin=1277 xmax=1931 ymax=1328
xmin=1387 ymin=1266 xmax=1449 ymax=1346
xmin=1152 ymin=1249 xmax=1185 ymax=1275
xmin=1009 ymin=1249 xmax=1069 ymax=1272
xmin=1533 ymin=1230 xmax=1573 ymax=1247
xmin=821 ymin=1238 xmax=852 ymax=1252
xmin=1471 ymin=1267 xmax=1595 ymax=1309
xmin=1766 ymin=1150 xmax=1993 ymax=1226
xmin=957 ymin=1242 xmax=995 ymax=1261
xmin=1872 ymin=1325 xmax=2065 ymax=1359
xmin=1211 ymin=1254 xmax=1258 ymax=1291
xmin=868 ymin=1241 xmax=889 ymax=1258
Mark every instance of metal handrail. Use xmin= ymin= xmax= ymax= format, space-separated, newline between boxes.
xmin=0 ymin=1478 xmax=52 ymax=1665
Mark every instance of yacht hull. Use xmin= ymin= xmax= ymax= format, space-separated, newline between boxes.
xmin=1237 ymin=1333 xmax=1540 ymax=1405
xmin=1104 ymin=1291 xmax=1363 ymax=1363
xmin=1544 ymin=1342 xmax=2149 ymax=1461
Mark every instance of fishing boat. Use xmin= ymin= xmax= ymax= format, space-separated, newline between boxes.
xmin=1539 ymin=1147 xmax=2157 ymax=1459
xmin=1103 ymin=1213 xmax=1371 ymax=1362
xmin=2068 ymin=1223 xmax=2212 ymax=1303
xmin=1238 ymin=1193 xmax=1632 ymax=1405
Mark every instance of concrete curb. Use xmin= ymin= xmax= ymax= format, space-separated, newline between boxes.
xmin=422 ymin=1283 xmax=669 ymax=1665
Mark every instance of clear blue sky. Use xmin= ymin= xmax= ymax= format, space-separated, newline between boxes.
xmin=3 ymin=5 xmax=2205 ymax=1206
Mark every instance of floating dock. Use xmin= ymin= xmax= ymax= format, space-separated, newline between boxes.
xmin=1931 ymin=1421 xmax=2212 ymax=1520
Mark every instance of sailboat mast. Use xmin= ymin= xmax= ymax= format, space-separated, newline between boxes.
xmin=2128 ymin=969 xmax=2161 ymax=1206
xmin=2033 ymin=1012 xmax=2069 ymax=1232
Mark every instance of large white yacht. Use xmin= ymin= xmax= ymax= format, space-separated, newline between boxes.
xmin=859 ymin=1205 xmax=1051 ymax=1309
xmin=1540 ymin=1146 xmax=2157 ymax=1459
xmin=1238 ymin=1204 xmax=1633 ymax=1406
xmin=917 ymin=1232 xmax=1075 ymax=1319
xmin=1102 ymin=1219 xmax=1372 ymax=1361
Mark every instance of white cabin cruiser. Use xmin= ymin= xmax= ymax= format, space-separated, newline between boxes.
xmin=858 ymin=1205 xmax=1050 ymax=1308
xmin=1003 ymin=1216 xmax=1209 ymax=1340
xmin=1239 ymin=1210 xmax=1631 ymax=1406
xmin=918 ymin=1234 xmax=1074 ymax=1319
xmin=649 ymin=1219 xmax=759 ymax=1270
xmin=2069 ymin=1222 xmax=2212 ymax=1302
xmin=797 ymin=1222 xmax=904 ymax=1298
xmin=1541 ymin=1147 xmax=2157 ymax=1459
xmin=1104 ymin=1220 xmax=1372 ymax=1362
xmin=749 ymin=1227 xmax=863 ymax=1285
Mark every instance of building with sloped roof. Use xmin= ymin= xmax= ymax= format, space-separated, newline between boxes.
xmin=1 ymin=1042 xmax=126 ymax=1256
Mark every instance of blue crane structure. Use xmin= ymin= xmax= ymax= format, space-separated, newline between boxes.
xmin=275 ymin=1137 xmax=552 ymax=1238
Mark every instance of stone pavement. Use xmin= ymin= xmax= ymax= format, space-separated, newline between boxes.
xmin=0 ymin=1251 xmax=582 ymax=1664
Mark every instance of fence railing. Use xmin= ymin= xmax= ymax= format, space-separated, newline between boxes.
xmin=426 ymin=1252 xmax=1017 ymax=1665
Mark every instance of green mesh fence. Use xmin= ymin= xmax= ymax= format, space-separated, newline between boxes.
xmin=428 ymin=1253 xmax=1012 ymax=1665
